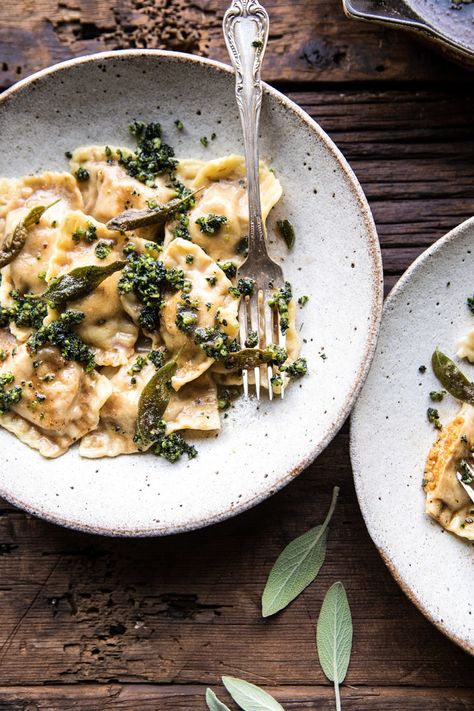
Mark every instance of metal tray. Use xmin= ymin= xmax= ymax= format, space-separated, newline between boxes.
xmin=343 ymin=0 xmax=474 ymax=67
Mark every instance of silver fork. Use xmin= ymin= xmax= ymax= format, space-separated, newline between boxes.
xmin=223 ymin=0 xmax=286 ymax=401
xmin=457 ymin=460 xmax=474 ymax=503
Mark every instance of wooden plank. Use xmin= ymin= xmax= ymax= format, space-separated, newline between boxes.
xmin=289 ymin=89 xmax=474 ymax=252
xmin=0 ymin=0 xmax=471 ymax=89
xmin=0 ymin=435 xmax=471 ymax=686
xmin=0 ymin=684 xmax=473 ymax=710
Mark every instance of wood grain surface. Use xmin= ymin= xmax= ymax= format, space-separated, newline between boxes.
xmin=0 ymin=0 xmax=472 ymax=90
xmin=0 ymin=0 xmax=473 ymax=708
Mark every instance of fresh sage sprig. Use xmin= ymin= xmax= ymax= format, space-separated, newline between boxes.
xmin=107 ymin=189 xmax=202 ymax=233
xmin=206 ymin=688 xmax=232 ymax=711
xmin=135 ymin=356 xmax=178 ymax=445
xmin=0 ymin=201 xmax=59 ymax=268
xmin=43 ymin=261 xmax=126 ymax=307
xmin=262 ymin=486 xmax=339 ymax=617
xmin=432 ymin=348 xmax=474 ymax=404
xmin=316 ymin=582 xmax=353 ymax=711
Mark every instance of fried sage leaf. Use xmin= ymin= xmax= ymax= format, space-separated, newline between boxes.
xmin=107 ymin=190 xmax=201 ymax=233
xmin=43 ymin=261 xmax=126 ymax=307
xmin=136 ymin=357 xmax=177 ymax=444
xmin=432 ymin=348 xmax=474 ymax=404
xmin=0 ymin=201 xmax=58 ymax=268
xmin=224 ymin=345 xmax=287 ymax=370
xmin=276 ymin=219 xmax=295 ymax=249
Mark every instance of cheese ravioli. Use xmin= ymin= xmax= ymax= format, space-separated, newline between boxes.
xmin=161 ymin=237 xmax=239 ymax=390
xmin=46 ymin=211 xmax=138 ymax=366
xmin=424 ymin=403 xmax=474 ymax=540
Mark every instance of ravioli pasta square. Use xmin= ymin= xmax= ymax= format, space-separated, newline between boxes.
xmin=0 ymin=338 xmax=112 ymax=458
xmin=46 ymin=211 xmax=139 ymax=366
xmin=80 ymin=354 xmax=219 ymax=459
xmin=70 ymin=146 xmax=177 ymax=240
xmin=424 ymin=403 xmax=474 ymax=541
xmin=161 ymin=237 xmax=240 ymax=390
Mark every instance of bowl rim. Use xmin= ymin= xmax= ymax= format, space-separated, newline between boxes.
xmin=0 ymin=49 xmax=383 ymax=537
xmin=351 ymin=215 xmax=474 ymax=656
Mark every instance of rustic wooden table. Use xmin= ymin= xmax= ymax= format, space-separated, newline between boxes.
xmin=0 ymin=1 xmax=473 ymax=709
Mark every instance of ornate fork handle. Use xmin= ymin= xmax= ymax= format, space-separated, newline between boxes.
xmin=223 ymin=0 xmax=269 ymax=263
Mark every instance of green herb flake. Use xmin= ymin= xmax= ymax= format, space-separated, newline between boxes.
xmin=217 ymin=260 xmax=237 ymax=279
xmin=75 ymin=167 xmax=90 ymax=182
xmin=153 ymin=432 xmax=197 ymax=463
xmin=0 ymin=372 xmax=22 ymax=415
xmin=298 ymin=295 xmax=309 ymax=307
xmin=268 ymin=282 xmax=292 ymax=334
xmin=276 ymin=219 xmax=295 ymax=249
xmin=94 ymin=241 xmax=112 ymax=260
xmin=196 ymin=214 xmax=228 ymax=235
xmin=72 ymin=223 xmax=97 ymax=245
xmin=118 ymin=121 xmax=178 ymax=187
xmin=427 ymin=407 xmax=442 ymax=430
xmin=244 ymin=330 xmax=258 ymax=348
xmin=280 ymin=357 xmax=308 ymax=377
xmin=430 ymin=390 xmax=446 ymax=402
xmin=27 ymin=310 xmax=96 ymax=372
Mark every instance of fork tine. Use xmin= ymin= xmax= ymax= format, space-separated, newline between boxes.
xmin=239 ymin=296 xmax=249 ymax=398
xmin=278 ymin=312 xmax=287 ymax=400
xmin=249 ymin=291 xmax=261 ymax=400
xmin=262 ymin=287 xmax=275 ymax=398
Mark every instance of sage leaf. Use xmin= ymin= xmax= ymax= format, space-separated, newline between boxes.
xmin=316 ymin=582 xmax=353 ymax=711
xmin=222 ymin=676 xmax=286 ymax=711
xmin=276 ymin=219 xmax=295 ymax=249
xmin=206 ymin=688 xmax=232 ymax=711
xmin=262 ymin=486 xmax=339 ymax=617
xmin=224 ymin=346 xmax=287 ymax=371
xmin=136 ymin=357 xmax=178 ymax=444
xmin=0 ymin=201 xmax=58 ymax=268
xmin=432 ymin=348 xmax=474 ymax=404
xmin=43 ymin=261 xmax=126 ymax=307
xmin=107 ymin=189 xmax=201 ymax=233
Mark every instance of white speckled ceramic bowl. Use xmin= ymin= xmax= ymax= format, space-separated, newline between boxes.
xmin=352 ymin=216 xmax=474 ymax=655
xmin=0 ymin=50 xmax=382 ymax=536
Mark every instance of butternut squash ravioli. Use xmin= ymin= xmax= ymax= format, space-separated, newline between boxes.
xmin=0 ymin=121 xmax=307 ymax=461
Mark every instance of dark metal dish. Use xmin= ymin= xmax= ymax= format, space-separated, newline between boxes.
xmin=343 ymin=0 xmax=474 ymax=67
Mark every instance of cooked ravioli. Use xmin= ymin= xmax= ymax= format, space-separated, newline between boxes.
xmin=0 ymin=173 xmax=84 ymax=339
xmin=424 ymin=403 xmax=474 ymax=540
xmin=165 ymin=155 xmax=282 ymax=263
xmin=70 ymin=146 xmax=177 ymax=239
xmin=80 ymin=354 xmax=219 ymax=458
xmin=46 ymin=211 xmax=138 ymax=366
xmin=457 ymin=328 xmax=474 ymax=363
xmin=0 ymin=341 xmax=111 ymax=458
xmin=161 ymin=237 xmax=239 ymax=390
